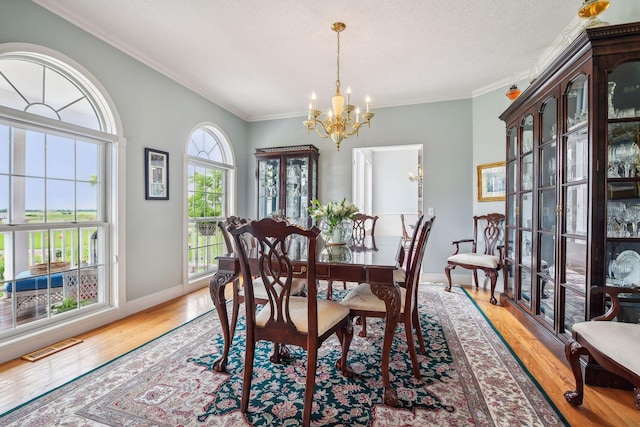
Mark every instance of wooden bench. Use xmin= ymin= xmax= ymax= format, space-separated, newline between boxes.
xmin=564 ymin=286 xmax=640 ymax=410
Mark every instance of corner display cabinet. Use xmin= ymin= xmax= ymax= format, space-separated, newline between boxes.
xmin=499 ymin=22 xmax=640 ymax=374
xmin=255 ymin=144 xmax=319 ymax=227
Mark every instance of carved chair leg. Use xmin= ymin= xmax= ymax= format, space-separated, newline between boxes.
xmin=564 ymin=338 xmax=589 ymax=406
xmin=335 ymin=320 xmax=354 ymax=377
xmin=472 ymin=270 xmax=479 ymax=288
xmin=241 ymin=339 xmax=256 ymax=412
xmin=359 ymin=316 xmax=368 ymax=337
xmin=444 ymin=264 xmax=455 ymax=292
xmin=303 ymin=346 xmax=318 ymax=427
xmin=404 ymin=318 xmax=421 ymax=379
xmin=487 ymin=269 xmax=498 ymax=305
xmin=412 ymin=305 xmax=426 ymax=354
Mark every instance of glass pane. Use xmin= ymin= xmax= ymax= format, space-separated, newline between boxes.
xmin=14 ymin=177 xmax=45 ymax=224
xmin=608 ymin=61 xmax=640 ymax=119
xmin=507 ymin=161 xmax=516 ymax=193
xmin=564 ymin=238 xmax=587 ymax=292
xmin=522 ymin=115 xmax=533 ymax=153
xmin=565 ymin=184 xmax=588 ymax=236
xmin=286 ymin=157 xmax=305 ymax=225
xmin=505 ymin=260 xmax=514 ymax=295
xmin=609 ymin=121 xmax=640 ymax=178
xmin=607 ymin=243 xmax=640 ymax=287
xmin=521 ymin=230 xmax=533 ymax=265
xmin=520 ymin=267 xmax=532 ymax=309
xmin=506 ymin=194 xmax=516 ymax=228
xmin=563 ymin=288 xmax=585 ymax=336
xmin=508 ymin=127 xmax=517 ymax=160
xmin=540 ymin=142 xmax=557 ymax=187
xmin=76 ymin=141 xmax=99 ymax=182
xmin=521 ymin=193 xmax=533 ymax=229
xmin=76 ymin=182 xmax=98 ymax=221
xmin=47 ymin=179 xmax=74 ymax=222
xmin=506 ymin=227 xmax=515 ymax=260
xmin=522 ymin=153 xmax=533 ymax=191
xmin=0 ymin=175 xmax=7 ymax=225
xmin=24 ymin=131 xmax=45 ymax=178
xmin=46 ymin=135 xmax=75 ymax=180
xmin=566 ymin=128 xmax=588 ymax=182
xmin=539 ymin=233 xmax=555 ymax=273
xmin=539 ymin=189 xmax=556 ymax=232
xmin=539 ymin=275 xmax=555 ymax=327
xmin=566 ymin=74 xmax=588 ymax=129
xmin=258 ymin=159 xmax=280 ymax=219
xmin=541 ymin=98 xmax=557 ymax=143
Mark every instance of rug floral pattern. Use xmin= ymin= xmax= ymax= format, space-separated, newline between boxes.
xmin=0 ymin=284 xmax=565 ymax=426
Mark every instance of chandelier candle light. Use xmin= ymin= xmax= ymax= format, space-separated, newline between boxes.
xmin=304 ymin=22 xmax=374 ymax=151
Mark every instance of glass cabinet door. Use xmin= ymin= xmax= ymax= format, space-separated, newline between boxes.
xmin=258 ymin=158 xmax=280 ymax=219
xmin=605 ymin=61 xmax=640 ymax=323
xmin=285 ymin=157 xmax=306 ymax=226
xmin=538 ymin=97 xmax=557 ymax=328
xmin=505 ymin=127 xmax=518 ymax=297
xmin=560 ymin=75 xmax=589 ymax=337
xmin=519 ymin=114 xmax=534 ymax=310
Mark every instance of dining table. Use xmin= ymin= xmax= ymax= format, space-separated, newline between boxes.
xmin=208 ymin=235 xmax=404 ymax=407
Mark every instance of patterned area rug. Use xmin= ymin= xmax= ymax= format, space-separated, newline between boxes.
xmin=0 ymin=284 xmax=566 ymax=426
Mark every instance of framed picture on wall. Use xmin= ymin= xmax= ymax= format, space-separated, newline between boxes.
xmin=477 ymin=161 xmax=506 ymax=202
xmin=145 ymin=147 xmax=169 ymax=200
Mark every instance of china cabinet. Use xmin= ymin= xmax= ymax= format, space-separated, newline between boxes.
xmin=499 ymin=23 xmax=640 ymax=376
xmin=255 ymin=145 xmax=319 ymax=227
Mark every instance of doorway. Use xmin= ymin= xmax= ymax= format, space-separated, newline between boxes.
xmin=352 ymin=145 xmax=423 ymax=236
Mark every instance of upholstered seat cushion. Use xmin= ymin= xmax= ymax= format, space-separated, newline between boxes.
xmin=573 ymin=321 xmax=640 ymax=376
xmin=224 ymin=277 xmax=306 ymax=301
xmin=4 ymin=272 xmax=64 ymax=292
xmin=447 ymin=253 xmax=500 ymax=269
xmin=340 ymin=283 xmax=407 ymax=313
xmin=393 ymin=268 xmax=406 ymax=283
xmin=256 ymin=296 xmax=350 ymax=335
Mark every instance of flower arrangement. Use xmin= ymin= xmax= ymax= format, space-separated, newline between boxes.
xmin=309 ymin=198 xmax=358 ymax=233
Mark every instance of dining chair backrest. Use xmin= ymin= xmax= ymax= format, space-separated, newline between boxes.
xmin=398 ymin=214 xmax=424 ymax=270
xmin=473 ymin=213 xmax=505 ymax=256
xmin=351 ymin=213 xmax=379 ymax=246
xmin=404 ymin=217 xmax=435 ymax=315
xmin=229 ymin=218 xmax=320 ymax=340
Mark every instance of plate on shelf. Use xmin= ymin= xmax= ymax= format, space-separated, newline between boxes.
xmin=610 ymin=250 xmax=640 ymax=286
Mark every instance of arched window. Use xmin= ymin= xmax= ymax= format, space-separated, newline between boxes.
xmin=187 ymin=125 xmax=234 ymax=278
xmin=0 ymin=46 xmax=117 ymax=338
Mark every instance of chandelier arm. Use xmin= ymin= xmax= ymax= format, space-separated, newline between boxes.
xmin=312 ymin=126 xmax=332 ymax=139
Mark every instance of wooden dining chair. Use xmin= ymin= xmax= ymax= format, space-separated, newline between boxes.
xmin=356 ymin=214 xmax=424 ymax=338
xmin=340 ymin=217 xmax=435 ymax=379
xmin=326 ymin=212 xmax=379 ymax=299
xmin=444 ymin=213 xmax=505 ymax=305
xmin=228 ymin=218 xmax=353 ymax=427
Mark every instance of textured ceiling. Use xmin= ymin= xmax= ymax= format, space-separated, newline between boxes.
xmin=35 ymin=0 xmax=584 ymax=121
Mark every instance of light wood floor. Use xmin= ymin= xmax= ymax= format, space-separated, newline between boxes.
xmin=1 ymin=285 xmax=639 ymax=426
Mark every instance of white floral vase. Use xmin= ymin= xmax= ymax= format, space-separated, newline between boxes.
xmin=319 ymin=218 xmax=353 ymax=246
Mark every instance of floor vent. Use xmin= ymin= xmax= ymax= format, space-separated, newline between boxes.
xmin=21 ymin=338 xmax=83 ymax=362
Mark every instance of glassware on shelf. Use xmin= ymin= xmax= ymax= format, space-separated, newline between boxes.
xmin=608 ymin=144 xmax=621 ymax=177
xmin=614 ymin=142 xmax=640 ymax=178
xmin=611 ymin=257 xmax=633 ymax=286
xmin=608 ymin=81 xmax=617 ymax=118
xmin=548 ymin=157 xmax=556 ymax=185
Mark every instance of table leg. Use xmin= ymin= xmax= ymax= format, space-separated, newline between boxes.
xmin=370 ymin=283 xmax=401 ymax=407
xmin=208 ymin=270 xmax=236 ymax=372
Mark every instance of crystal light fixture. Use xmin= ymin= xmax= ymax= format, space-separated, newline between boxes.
xmin=304 ymin=22 xmax=374 ymax=151
xmin=578 ymin=0 xmax=610 ymax=28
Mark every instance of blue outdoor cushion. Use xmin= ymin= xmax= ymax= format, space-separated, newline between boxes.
xmin=4 ymin=272 xmax=64 ymax=292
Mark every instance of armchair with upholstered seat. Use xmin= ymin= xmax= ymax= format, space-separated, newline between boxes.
xmin=228 ymin=218 xmax=353 ymax=427
xmin=444 ymin=213 xmax=505 ymax=305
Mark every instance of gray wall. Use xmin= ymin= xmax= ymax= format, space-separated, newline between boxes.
xmin=0 ymin=1 xmax=251 ymax=301
xmin=248 ymin=100 xmax=473 ymax=274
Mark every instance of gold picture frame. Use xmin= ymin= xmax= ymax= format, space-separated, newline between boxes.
xmin=477 ymin=161 xmax=506 ymax=202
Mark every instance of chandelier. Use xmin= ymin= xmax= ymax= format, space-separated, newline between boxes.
xmin=304 ymin=22 xmax=374 ymax=151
